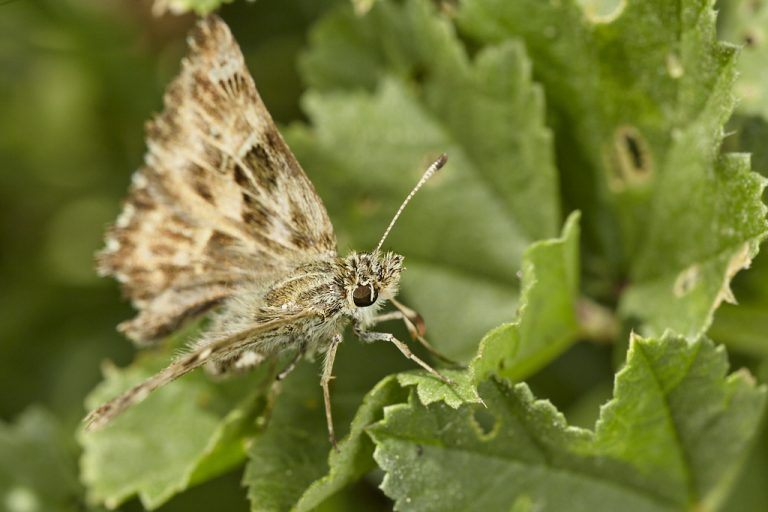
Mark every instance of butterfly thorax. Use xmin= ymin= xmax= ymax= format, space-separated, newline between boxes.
xmin=203 ymin=251 xmax=403 ymax=360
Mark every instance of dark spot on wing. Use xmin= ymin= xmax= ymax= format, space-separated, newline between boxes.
xmin=202 ymin=141 xmax=224 ymax=171
xmin=243 ymin=144 xmax=277 ymax=192
xmin=289 ymin=197 xmax=310 ymax=231
xmin=191 ymin=74 xmax=215 ymax=101
xmin=243 ymin=212 xmax=269 ymax=230
xmin=160 ymin=228 xmax=194 ymax=244
xmin=264 ymin=126 xmax=281 ymax=150
xmin=190 ymin=74 xmax=225 ymax=121
xmin=320 ymin=233 xmax=335 ymax=250
xmin=194 ymin=181 xmax=215 ymax=203
xmin=217 ymin=73 xmax=248 ymax=97
xmin=187 ymin=163 xmax=205 ymax=180
xmin=233 ymin=164 xmax=250 ymax=188
xmin=235 ymin=73 xmax=248 ymax=92
xmin=290 ymin=232 xmax=313 ymax=249
xmin=150 ymin=244 xmax=176 ymax=257
xmin=207 ymin=230 xmax=238 ymax=249
xmin=242 ymin=200 xmax=274 ymax=230
xmin=286 ymin=198 xmax=314 ymax=248
xmin=128 ymin=190 xmax=155 ymax=212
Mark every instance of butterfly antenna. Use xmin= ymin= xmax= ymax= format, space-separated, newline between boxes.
xmin=374 ymin=153 xmax=447 ymax=254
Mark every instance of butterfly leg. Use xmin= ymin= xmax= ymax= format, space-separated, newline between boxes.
xmin=354 ymin=325 xmax=453 ymax=385
xmin=372 ymin=298 xmax=462 ymax=367
xmin=369 ymin=311 xmax=404 ymax=324
xmin=276 ymin=345 xmax=305 ymax=381
xmin=388 ymin=298 xmax=427 ymax=337
xmin=321 ymin=333 xmax=343 ymax=450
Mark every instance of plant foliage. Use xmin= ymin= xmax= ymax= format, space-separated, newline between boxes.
xmin=1 ymin=0 xmax=767 ymax=511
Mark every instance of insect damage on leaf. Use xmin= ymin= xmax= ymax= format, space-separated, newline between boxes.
xmin=369 ymin=335 xmax=766 ymax=511
xmin=607 ymin=125 xmax=654 ymax=190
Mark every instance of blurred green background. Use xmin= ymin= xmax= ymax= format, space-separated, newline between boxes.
xmin=1 ymin=0 xmax=767 ymax=511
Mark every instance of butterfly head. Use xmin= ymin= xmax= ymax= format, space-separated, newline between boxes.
xmin=341 ymin=251 xmax=404 ymax=315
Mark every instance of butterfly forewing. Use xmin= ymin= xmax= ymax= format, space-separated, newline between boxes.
xmin=98 ymin=16 xmax=336 ymax=343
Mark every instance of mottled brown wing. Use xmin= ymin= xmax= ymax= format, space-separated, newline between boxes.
xmin=98 ymin=16 xmax=336 ymax=343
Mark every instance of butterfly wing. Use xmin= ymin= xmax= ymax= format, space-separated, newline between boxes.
xmin=98 ymin=16 xmax=336 ymax=342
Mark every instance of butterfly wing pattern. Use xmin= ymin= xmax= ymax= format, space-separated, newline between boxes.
xmin=98 ymin=16 xmax=337 ymax=344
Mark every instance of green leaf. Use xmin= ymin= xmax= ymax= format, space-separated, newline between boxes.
xmin=718 ymin=0 xmax=768 ymax=118
xmin=471 ymin=212 xmax=582 ymax=383
xmin=243 ymin=362 xmax=337 ymax=512
xmin=0 ymin=408 xmax=90 ymax=512
xmin=243 ymin=336 xmax=409 ymax=512
xmin=152 ymin=0 xmax=234 ymax=15
xmin=302 ymin=0 xmax=559 ymax=240
xmin=396 ymin=369 xmax=482 ymax=409
xmin=711 ymin=303 xmax=768 ymax=357
xmin=458 ymin=0 xmax=768 ymax=338
xmin=292 ymin=376 xmax=406 ymax=512
xmin=79 ymin=339 xmax=268 ymax=510
xmin=721 ymin=415 xmax=768 ymax=512
xmin=723 ymin=114 xmax=768 ymax=177
xmin=711 ymin=115 xmax=768 ymax=356
xmin=594 ymin=335 xmax=764 ymax=507
xmin=619 ymin=153 xmax=767 ymax=337
xmin=369 ymin=335 xmax=766 ymax=511
xmin=293 ymin=0 xmax=560 ymax=359
xmin=576 ymin=0 xmax=625 ymax=21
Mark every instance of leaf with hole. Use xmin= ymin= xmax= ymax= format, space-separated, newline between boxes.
xmin=369 ymin=335 xmax=766 ymax=512
xmin=459 ymin=0 xmax=768 ymax=337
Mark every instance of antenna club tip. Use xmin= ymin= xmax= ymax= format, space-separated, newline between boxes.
xmin=435 ymin=153 xmax=448 ymax=169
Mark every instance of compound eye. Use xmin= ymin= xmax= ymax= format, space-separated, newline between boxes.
xmin=352 ymin=285 xmax=378 ymax=307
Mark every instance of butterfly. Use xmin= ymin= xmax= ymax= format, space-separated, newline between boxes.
xmin=84 ymin=15 xmax=452 ymax=447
